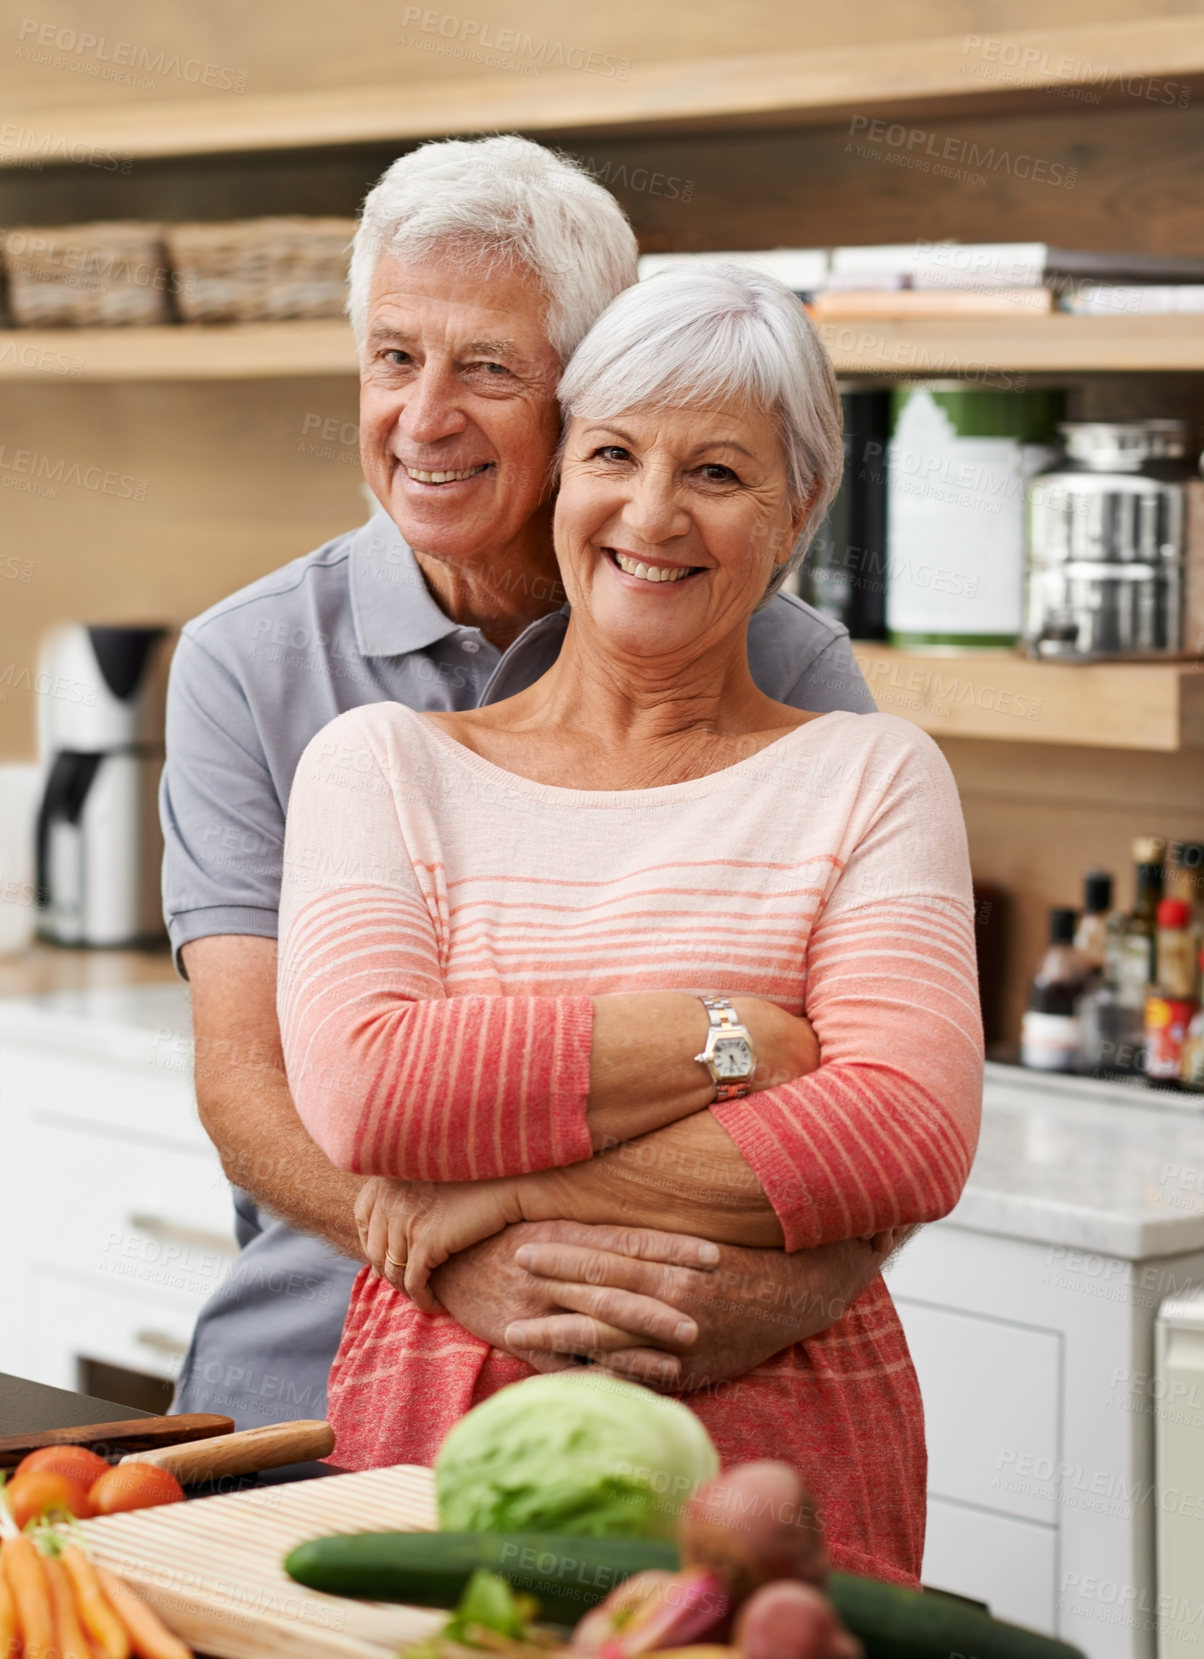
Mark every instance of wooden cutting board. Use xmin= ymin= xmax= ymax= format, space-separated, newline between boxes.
xmin=75 ymin=1463 xmax=446 ymax=1659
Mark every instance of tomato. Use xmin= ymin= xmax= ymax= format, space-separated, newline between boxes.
xmin=87 ymin=1463 xmax=185 ymax=1515
xmin=14 ymin=1444 xmax=111 ymax=1488
xmin=5 ymin=1469 xmax=94 ymax=1528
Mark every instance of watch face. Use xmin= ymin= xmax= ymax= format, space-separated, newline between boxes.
xmin=713 ymin=1037 xmax=753 ymax=1077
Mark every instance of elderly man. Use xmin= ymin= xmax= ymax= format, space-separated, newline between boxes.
xmin=163 ymin=134 xmax=884 ymax=1435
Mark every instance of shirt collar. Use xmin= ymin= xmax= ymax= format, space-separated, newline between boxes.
xmin=348 ymin=509 xmax=464 ymax=658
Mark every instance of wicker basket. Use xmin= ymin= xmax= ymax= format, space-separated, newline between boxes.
xmin=166 ymin=216 xmax=357 ymax=323
xmin=1 ymin=221 xmax=171 ymax=326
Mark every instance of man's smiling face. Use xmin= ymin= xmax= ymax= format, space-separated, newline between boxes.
xmin=358 ymin=252 xmax=564 ymax=577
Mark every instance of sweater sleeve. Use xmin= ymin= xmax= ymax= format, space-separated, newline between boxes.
xmin=711 ymin=724 xmax=983 ymax=1251
xmin=277 ymin=709 xmax=594 ymax=1182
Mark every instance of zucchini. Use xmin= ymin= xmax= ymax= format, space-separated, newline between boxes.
xmin=284 ymin=1531 xmax=676 ymax=1627
xmin=285 ymin=1532 xmax=1085 ymax=1659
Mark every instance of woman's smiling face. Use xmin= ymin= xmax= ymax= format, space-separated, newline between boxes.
xmin=553 ymin=403 xmax=808 ymax=662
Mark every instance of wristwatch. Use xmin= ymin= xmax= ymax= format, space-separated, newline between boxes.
xmin=694 ymin=995 xmax=757 ymax=1101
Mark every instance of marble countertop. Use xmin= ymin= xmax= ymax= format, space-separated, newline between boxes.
xmin=3 ymin=980 xmax=1204 ymax=1261
xmin=953 ymin=1061 xmax=1204 ymax=1260
xmin=0 ymin=979 xmax=192 ymax=1069
xmin=0 ymin=942 xmax=176 ymax=1000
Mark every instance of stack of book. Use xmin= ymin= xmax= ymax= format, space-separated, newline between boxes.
xmin=637 ymin=243 xmax=1204 ymax=318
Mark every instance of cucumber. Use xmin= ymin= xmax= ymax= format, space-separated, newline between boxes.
xmin=827 ymin=1571 xmax=1084 ymax=1659
xmin=284 ymin=1531 xmax=677 ymax=1627
xmin=285 ymin=1532 xmax=1085 ymax=1659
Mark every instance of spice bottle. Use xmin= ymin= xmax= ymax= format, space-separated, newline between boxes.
xmin=1117 ymin=836 xmax=1167 ymax=996
xmin=1074 ymin=870 xmax=1116 ymax=974
xmin=1145 ymin=900 xmax=1199 ymax=1082
xmin=1022 ymin=907 xmax=1094 ymax=1072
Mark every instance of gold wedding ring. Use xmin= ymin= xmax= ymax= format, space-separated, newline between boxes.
xmin=384 ymin=1252 xmax=405 ymax=1273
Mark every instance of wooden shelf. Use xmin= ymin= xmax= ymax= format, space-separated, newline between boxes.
xmin=854 ymin=647 xmax=1204 ymax=750
xmin=3 ymin=17 xmax=1203 ymax=165
xmin=0 ymin=320 xmax=358 ymax=380
xmin=4 ymin=312 xmax=1203 ymax=382
xmin=814 ymin=314 xmax=1204 ymax=375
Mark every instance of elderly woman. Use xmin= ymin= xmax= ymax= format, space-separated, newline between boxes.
xmin=277 ymin=266 xmax=983 ymax=1587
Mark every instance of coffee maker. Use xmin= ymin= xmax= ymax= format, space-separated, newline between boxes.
xmin=35 ymin=624 xmax=169 ymax=947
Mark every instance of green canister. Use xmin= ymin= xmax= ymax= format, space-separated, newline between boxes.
xmin=886 ymin=383 xmax=1065 ymax=648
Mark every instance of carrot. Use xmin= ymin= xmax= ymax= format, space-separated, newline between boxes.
xmin=2 ymin=1536 xmax=54 ymax=1659
xmin=95 ymin=1570 xmax=190 ymax=1659
xmin=59 ymin=1550 xmax=128 ymax=1659
xmin=0 ymin=1566 xmax=19 ymax=1659
xmin=45 ymin=1558 xmax=90 ymax=1659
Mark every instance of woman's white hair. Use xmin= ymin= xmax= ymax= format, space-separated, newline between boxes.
xmin=557 ymin=264 xmax=844 ymax=602
xmin=348 ymin=135 xmax=638 ymax=362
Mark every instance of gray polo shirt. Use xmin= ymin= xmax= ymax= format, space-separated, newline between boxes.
xmin=162 ymin=507 xmax=877 ymax=1429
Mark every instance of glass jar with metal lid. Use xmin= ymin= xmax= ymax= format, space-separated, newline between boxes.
xmin=1024 ymin=419 xmax=1194 ymax=658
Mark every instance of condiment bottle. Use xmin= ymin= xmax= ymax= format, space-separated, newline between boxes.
xmin=1167 ymin=841 xmax=1204 ymax=999
xmin=1117 ymin=836 xmax=1167 ymax=996
xmin=1182 ymin=959 xmax=1204 ymax=1092
xmin=1074 ymin=870 xmax=1116 ymax=973
xmin=1022 ymin=907 xmax=1094 ymax=1072
xmin=1145 ymin=899 xmax=1199 ymax=1083
xmin=1166 ymin=841 xmax=1204 ymax=914
xmin=1156 ymin=898 xmax=1198 ymax=998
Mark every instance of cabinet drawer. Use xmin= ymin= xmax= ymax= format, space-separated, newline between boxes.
xmin=2 ymin=1047 xmax=208 ymax=1149
xmin=894 ymin=1297 xmax=1061 ymax=1525
xmin=924 ymin=1498 xmax=1057 ymax=1634
xmin=27 ymin=1117 xmax=235 ymax=1300
xmin=23 ymin=1267 xmax=200 ymax=1391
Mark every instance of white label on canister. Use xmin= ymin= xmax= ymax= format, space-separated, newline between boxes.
xmin=885 ymin=391 xmax=1051 ymax=637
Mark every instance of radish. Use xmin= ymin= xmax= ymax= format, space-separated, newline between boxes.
xmin=677 ymin=1462 xmax=827 ymax=1602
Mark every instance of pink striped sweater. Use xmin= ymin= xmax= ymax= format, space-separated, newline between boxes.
xmin=278 ymin=703 xmax=983 ymax=1586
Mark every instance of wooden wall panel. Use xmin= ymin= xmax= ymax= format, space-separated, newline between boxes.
xmin=5 ymin=101 xmax=1204 ymax=259
xmin=0 ymin=375 xmax=364 ymax=757
xmin=938 ymin=737 xmax=1204 ymax=1046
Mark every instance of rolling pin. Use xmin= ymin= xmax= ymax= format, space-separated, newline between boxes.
xmin=120 ymin=1419 xmax=335 ymax=1483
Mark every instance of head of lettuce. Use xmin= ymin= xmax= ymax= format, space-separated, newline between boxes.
xmin=434 ymin=1372 xmax=720 ymax=1539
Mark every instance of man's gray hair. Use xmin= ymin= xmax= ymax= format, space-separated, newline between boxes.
xmin=557 ymin=264 xmax=844 ymax=601
xmin=348 ymin=135 xmax=638 ymax=362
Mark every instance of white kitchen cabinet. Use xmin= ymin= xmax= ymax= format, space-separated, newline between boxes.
xmin=0 ymin=985 xmax=229 ymax=1396
xmin=887 ymin=1064 xmax=1204 ymax=1659
xmin=924 ymin=1499 xmax=1057 ymax=1632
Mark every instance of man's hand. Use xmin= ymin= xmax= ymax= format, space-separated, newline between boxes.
xmin=433 ymin=1220 xmax=730 ymax=1389
xmin=503 ymin=1232 xmax=897 ymax=1391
